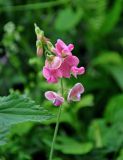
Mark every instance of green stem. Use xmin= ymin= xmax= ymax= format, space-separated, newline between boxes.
xmin=49 ymin=79 xmax=64 ymax=160
xmin=49 ymin=105 xmax=62 ymax=160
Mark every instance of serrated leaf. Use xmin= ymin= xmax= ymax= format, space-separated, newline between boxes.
xmin=0 ymin=92 xmax=53 ymax=145
xmin=0 ymin=94 xmax=51 ymax=126
xmin=0 ymin=127 xmax=9 ymax=146
xmin=55 ymin=7 xmax=83 ymax=31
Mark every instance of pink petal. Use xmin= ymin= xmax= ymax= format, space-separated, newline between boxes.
xmin=59 ymin=55 xmax=79 ymax=78
xmin=54 ymin=39 xmax=74 ymax=57
xmin=65 ymin=56 xmax=79 ymax=67
xmin=45 ymin=91 xmax=56 ymax=101
xmin=71 ymin=66 xmax=85 ymax=78
xmin=42 ymin=67 xmax=62 ymax=83
xmin=67 ymin=83 xmax=84 ymax=102
xmin=45 ymin=56 xmax=62 ymax=69
xmin=57 ymin=39 xmax=66 ymax=48
xmin=45 ymin=91 xmax=64 ymax=106
xmin=54 ymin=96 xmax=64 ymax=106
xmin=59 ymin=60 xmax=71 ymax=78
xmin=68 ymin=44 xmax=74 ymax=51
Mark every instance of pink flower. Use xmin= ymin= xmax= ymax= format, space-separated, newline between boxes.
xmin=53 ymin=39 xmax=74 ymax=57
xmin=59 ymin=55 xmax=79 ymax=78
xmin=42 ymin=67 xmax=62 ymax=83
xmin=71 ymin=66 xmax=85 ymax=78
xmin=45 ymin=56 xmax=62 ymax=69
xmin=45 ymin=91 xmax=64 ymax=106
xmin=67 ymin=83 xmax=84 ymax=102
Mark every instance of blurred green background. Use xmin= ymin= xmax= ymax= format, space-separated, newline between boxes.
xmin=0 ymin=0 xmax=123 ymax=159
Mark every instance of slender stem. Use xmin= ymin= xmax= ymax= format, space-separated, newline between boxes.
xmin=49 ymin=105 xmax=62 ymax=160
xmin=61 ymin=78 xmax=64 ymax=96
xmin=49 ymin=79 xmax=64 ymax=160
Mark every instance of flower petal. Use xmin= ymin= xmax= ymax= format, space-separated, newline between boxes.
xmin=71 ymin=66 xmax=85 ymax=78
xmin=65 ymin=55 xmax=79 ymax=66
xmin=45 ymin=56 xmax=62 ymax=69
xmin=45 ymin=91 xmax=64 ymax=106
xmin=54 ymin=96 xmax=64 ymax=106
xmin=54 ymin=39 xmax=74 ymax=57
xmin=45 ymin=91 xmax=56 ymax=101
xmin=42 ymin=67 xmax=62 ymax=83
xmin=67 ymin=83 xmax=84 ymax=102
xmin=68 ymin=44 xmax=74 ymax=51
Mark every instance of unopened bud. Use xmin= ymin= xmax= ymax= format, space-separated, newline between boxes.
xmin=34 ymin=23 xmax=44 ymax=40
xmin=37 ymin=47 xmax=43 ymax=57
xmin=36 ymin=40 xmax=43 ymax=57
xmin=36 ymin=40 xmax=42 ymax=48
xmin=47 ymin=41 xmax=55 ymax=52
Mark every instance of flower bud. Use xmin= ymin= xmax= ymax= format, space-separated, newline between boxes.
xmin=37 ymin=47 xmax=43 ymax=57
xmin=36 ymin=40 xmax=43 ymax=57
xmin=34 ymin=23 xmax=44 ymax=40
xmin=47 ymin=41 xmax=55 ymax=52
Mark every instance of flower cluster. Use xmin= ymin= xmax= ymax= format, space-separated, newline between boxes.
xmin=43 ymin=39 xmax=85 ymax=83
xmin=35 ymin=24 xmax=85 ymax=106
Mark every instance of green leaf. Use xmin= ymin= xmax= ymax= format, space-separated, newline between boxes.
xmin=55 ymin=136 xmax=93 ymax=155
xmin=108 ymin=65 xmax=123 ymax=91
xmin=88 ymin=119 xmax=123 ymax=150
xmin=85 ymin=0 xmax=106 ymax=32
xmin=0 ymin=93 xmax=52 ymax=126
xmin=100 ymin=0 xmax=122 ymax=35
xmin=0 ymin=92 xmax=53 ymax=145
xmin=0 ymin=127 xmax=9 ymax=146
xmin=117 ymin=149 xmax=123 ymax=160
xmin=105 ymin=94 xmax=123 ymax=123
xmin=92 ymin=51 xmax=123 ymax=66
xmin=55 ymin=7 xmax=83 ymax=31
xmin=75 ymin=94 xmax=94 ymax=113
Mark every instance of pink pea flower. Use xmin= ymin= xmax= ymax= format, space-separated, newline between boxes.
xmin=53 ymin=39 xmax=74 ymax=57
xmin=59 ymin=55 xmax=79 ymax=78
xmin=71 ymin=66 xmax=85 ymax=78
xmin=42 ymin=67 xmax=62 ymax=83
xmin=45 ymin=91 xmax=64 ymax=106
xmin=67 ymin=83 xmax=84 ymax=102
xmin=45 ymin=56 xmax=62 ymax=69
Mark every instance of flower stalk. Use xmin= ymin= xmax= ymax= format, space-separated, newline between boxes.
xmin=49 ymin=79 xmax=64 ymax=160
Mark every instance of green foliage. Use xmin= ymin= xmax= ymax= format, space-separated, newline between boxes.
xmin=0 ymin=0 xmax=123 ymax=159
xmin=100 ymin=0 xmax=123 ymax=35
xmin=0 ymin=92 xmax=52 ymax=145
xmin=105 ymin=94 xmax=123 ymax=123
xmin=55 ymin=136 xmax=93 ymax=155
xmin=55 ymin=7 xmax=83 ymax=31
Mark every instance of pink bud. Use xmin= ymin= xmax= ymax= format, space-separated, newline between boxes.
xmin=45 ymin=91 xmax=64 ymax=106
xmin=37 ymin=47 xmax=43 ymax=57
xmin=67 ymin=83 xmax=84 ymax=102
